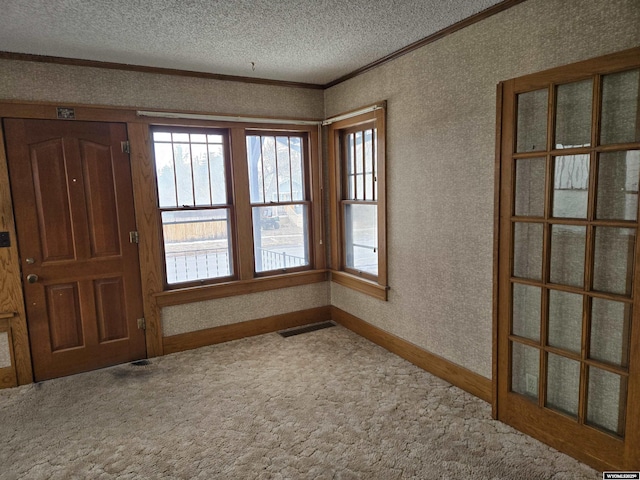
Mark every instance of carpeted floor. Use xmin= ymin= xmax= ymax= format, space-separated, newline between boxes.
xmin=0 ymin=324 xmax=600 ymax=479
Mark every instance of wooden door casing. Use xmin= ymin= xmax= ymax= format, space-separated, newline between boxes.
xmin=4 ymin=119 xmax=146 ymax=381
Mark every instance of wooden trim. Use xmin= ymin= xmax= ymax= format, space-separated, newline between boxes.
xmin=512 ymin=46 xmax=640 ymax=93
xmin=163 ymin=306 xmax=332 ymax=354
xmin=324 ymin=0 xmax=528 ymax=88
xmin=0 ymin=51 xmax=324 ymax=90
xmin=0 ymin=101 xmax=140 ymax=123
xmin=330 ymin=270 xmax=388 ymax=301
xmin=310 ymin=126 xmax=327 ymax=270
xmin=165 ymin=301 xmax=491 ymax=407
xmin=229 ymin=127 xmax=254 ymax=281
xmin=502 ymin=394 xmax=624 ymax=471
xmin=327 ymin=118 xmax=341 ymax=270
xmin=0 ymin=323 xmax=17 ymax=389
xmin=0 ymin=0 xmax=527 ymax=93
xmin=328 ymin=110 xmax=383 ymax=131
xmin=497 ymin=78 xmax=516 ymax=416
xmin=155 ymin=270 xmax=328 ymax=307
xmin=127 ymin=123 xmax=164 ymax=357
xmin=0 ymin=101 xmax=322 ymax=129
xmin=511 ymin=277 xmax=634 ymax=304
xmin=0 ymin=366 xmax=17 ymax=389
xmin=375 ymin=108 xmax=388 ymax=287
xmin=625 ymin=210 xmax=640 ymax=467
xmin=492 ymin=81 xmax=504 ymax=418
xmin=331 ymin=306 xmax=492 ymax=402
xmin=0 ymin=312 xmax=16 ymax=320
xmin=0 ymin=125 xmax=33 ymax=385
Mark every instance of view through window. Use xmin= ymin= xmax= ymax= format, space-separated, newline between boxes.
xmin=246 ymin=134 xmax=310 ymax=273
xmin=152 ymin=129 xmax=233 ymax=285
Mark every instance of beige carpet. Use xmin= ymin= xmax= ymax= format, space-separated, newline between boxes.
xmin=0 ymin=324 xmax=600 ymax=479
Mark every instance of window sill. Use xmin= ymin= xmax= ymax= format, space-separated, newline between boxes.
xmin=330 ymin=270 xmax=389 ymax=301
xmin=155 ymin=270 xmax=329 ymax=307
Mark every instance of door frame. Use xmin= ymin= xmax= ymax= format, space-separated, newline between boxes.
xmin=0 ymin=103 xmax=167 ymax=386
xmin=493 ymin=46 xmax=640 ymax=471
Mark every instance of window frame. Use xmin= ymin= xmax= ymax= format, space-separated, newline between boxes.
xmin=245 ymin=129 xmax=314 ymax=277
xmin=327 ymin=105 xmax=388 ymax=300
xmin=149 ymin=121 xmax=326 ymax=300
xmin=151 ymin=126 xmax=236 ymax=288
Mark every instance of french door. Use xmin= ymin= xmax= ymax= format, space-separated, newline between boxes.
xmin=496 ymin=48 xmax=640 ymax=470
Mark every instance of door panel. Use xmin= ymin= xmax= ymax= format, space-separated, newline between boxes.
xmin=3 ymin=119 xmax=146 ymax=381
xmin=46 ymin=283 xmax=83 ymax=351
xmin=81 ymin=140 xmax=122 ymax=258
xmin=94 ymin=277 xmax=128 ymax=343
xmin=497 ymin=51 xmax=640 ymax=471
xmin=30 ymin=138 xmax=75 ymax=261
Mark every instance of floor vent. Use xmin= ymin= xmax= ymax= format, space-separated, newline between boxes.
xmin=278 ymin=321 xmax=336 ymax=338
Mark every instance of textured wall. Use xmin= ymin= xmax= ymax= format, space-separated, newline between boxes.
xmin=325 ymin=0 xmax=640 ymax=379
xmin=162 ymin=282 xmax=330 ymax=336
xmin=0 ymin=58 xmax=327 ymax=341
xmin=0 ymin=60 xmax=324 ymax=118
xmin=0 ymin=332 xmax=10 ymax=369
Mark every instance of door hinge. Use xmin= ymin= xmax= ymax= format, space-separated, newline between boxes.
xmin=129 ymin=231 xmax=139 ymax=244
xmin=137 ymin=318 xmax=146 ymax=330
xmin=121 ymin=141 xmax=131 ymax=154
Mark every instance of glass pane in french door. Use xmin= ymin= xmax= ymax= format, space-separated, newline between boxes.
xmin=587 ymin=367 xmax=627 ymax=436
xmin=590 ymin=298 xmax=631 ymax=368
xmin=555 ymin=79 xmax=592 ymax=149
xmin=546 ymin=352 xmax=581 ymax=418
xmin=513 ymin=223 xmax=543 ymax=280
xmin=593 ymin=227 xmax=636 ymax=296
xmin=596 ymin=150 xmax=640 ymax=221
xmin=552 ymin=154 xmax=589 ymax=218
xmin=600 ymin=68 xmax=640 ymax=145
xmin=512 ymin=284 xmax=541 ymax=341
xmin=548 ymin=290 xmax=582 ymax=354
xmin=514 ymin=157 xmax=545 ymax=216
xmin=511 ymin=342 xmax=539 ymax=400
xmin=549 ymin=224 xmax=586 ymax=287
xmin=516 ymin=89 xmax=548 ymax=153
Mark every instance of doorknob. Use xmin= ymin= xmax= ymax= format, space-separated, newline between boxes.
xmin=26 ymin=274 xmax=39 ymax=284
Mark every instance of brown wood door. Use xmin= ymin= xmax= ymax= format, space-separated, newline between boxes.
xmin=496 ymin=49 xmax=640 ymax=471
xmin=3 ymin=119 xmax=146 ymax=381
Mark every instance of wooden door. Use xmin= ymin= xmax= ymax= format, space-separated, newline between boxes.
xmin=3 ymin=119 xmax=146 ymax=381
xmin=496 ymin=49 xmax=640 ymax=471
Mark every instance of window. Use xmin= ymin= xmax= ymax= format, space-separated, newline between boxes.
xmin=151 ymin=124 xmax=324 ymax=292
xmin=328 ymin=105 xmax=388 ymax=300
xmin=343 ymin=126 xmax=378 ymax=277
xmin=152 ymin=127 xmax=234 ymax=286
xmin=246 ymin=133 xmax=310 ymax=274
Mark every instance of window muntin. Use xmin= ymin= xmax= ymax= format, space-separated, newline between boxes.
xmin=152 ymin=128 xmax=234 ymax=286
xmin=345 ymin=128 xmax=377 ymax=201
xmin=342 ymin=124 xmax=378 ymax=278
xmin=246 ymin=133 xmax=310 ymax=274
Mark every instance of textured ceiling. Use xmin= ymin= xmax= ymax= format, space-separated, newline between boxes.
xmin=0 ymin=0 xmax=504 ymax=85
